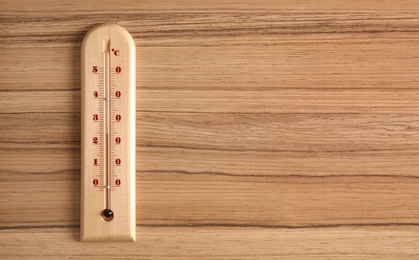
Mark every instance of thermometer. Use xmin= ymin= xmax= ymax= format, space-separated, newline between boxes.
xmin=81 ymin=24 xmax=136 ymax=241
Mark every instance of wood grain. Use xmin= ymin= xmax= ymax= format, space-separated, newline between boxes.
xmin=1 ymin=0 xmax=419 ymax=258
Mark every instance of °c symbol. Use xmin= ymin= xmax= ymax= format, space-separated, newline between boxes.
xmin=111 ymin=48 xmax=120 ymax=56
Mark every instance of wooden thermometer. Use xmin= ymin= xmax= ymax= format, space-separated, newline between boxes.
xmin=81 ymin=24 xmax=136 ymax=242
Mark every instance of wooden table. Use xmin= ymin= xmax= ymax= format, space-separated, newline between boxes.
xmin=1 ymin=1 xmax=419 ymax=258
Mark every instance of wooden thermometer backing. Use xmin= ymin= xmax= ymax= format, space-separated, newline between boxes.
xmin=81 ymin=24 xmax=136 ymax=242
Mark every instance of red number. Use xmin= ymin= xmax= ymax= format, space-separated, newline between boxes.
xmin=115 ymin=91 xmax=121 ymax=98
xmin=93 ymin=114 xmax=98 ymax=121
xmin=115 ymin=114 xmax=121 ymax=121
xmin=93 ymin=91 xmax=98 ymax=98
xmin=92 ymin=66 xmax=98 ymax=73
xmin=93 ymin=137 xmax=98 ymax=144
xmin=93 ymin=179 xmax=99 ymax=186
xmin=115 ymin=137 xmax=121 ymax=144
xmin=115 ymin=179 xmax=121 ymax=186
xmin=115 ymin=66 xmax=121 ymax=73
xmin=115 ymin=158 xmax=121 ymax=165
xmin=94 ymin=159 xmax=98 ymax=165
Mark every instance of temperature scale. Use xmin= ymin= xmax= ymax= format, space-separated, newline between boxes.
xmin=81 ymin=24 xmax=136 ymax=241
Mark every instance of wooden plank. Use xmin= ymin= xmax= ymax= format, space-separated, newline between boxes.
xmin=4 ymin=89 xmax=419 ymax=114
xmin=1 ymin=0 xmax=419 ymax=258
xmin=1 ymin=170 xmax=419 ymax=227
xmin=2 ymin=113 xmax=419 ymax=175
xmin=2 ymin=0 xmax=419 ymax=13
xmin=1 ymin=227 xmax=419 ymax=259
xmin=137 ymin=112 xmax=419 ymax=152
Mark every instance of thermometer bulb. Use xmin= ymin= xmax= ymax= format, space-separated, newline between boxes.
xmin=102 ymin=209 xmax=114 ymax=221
